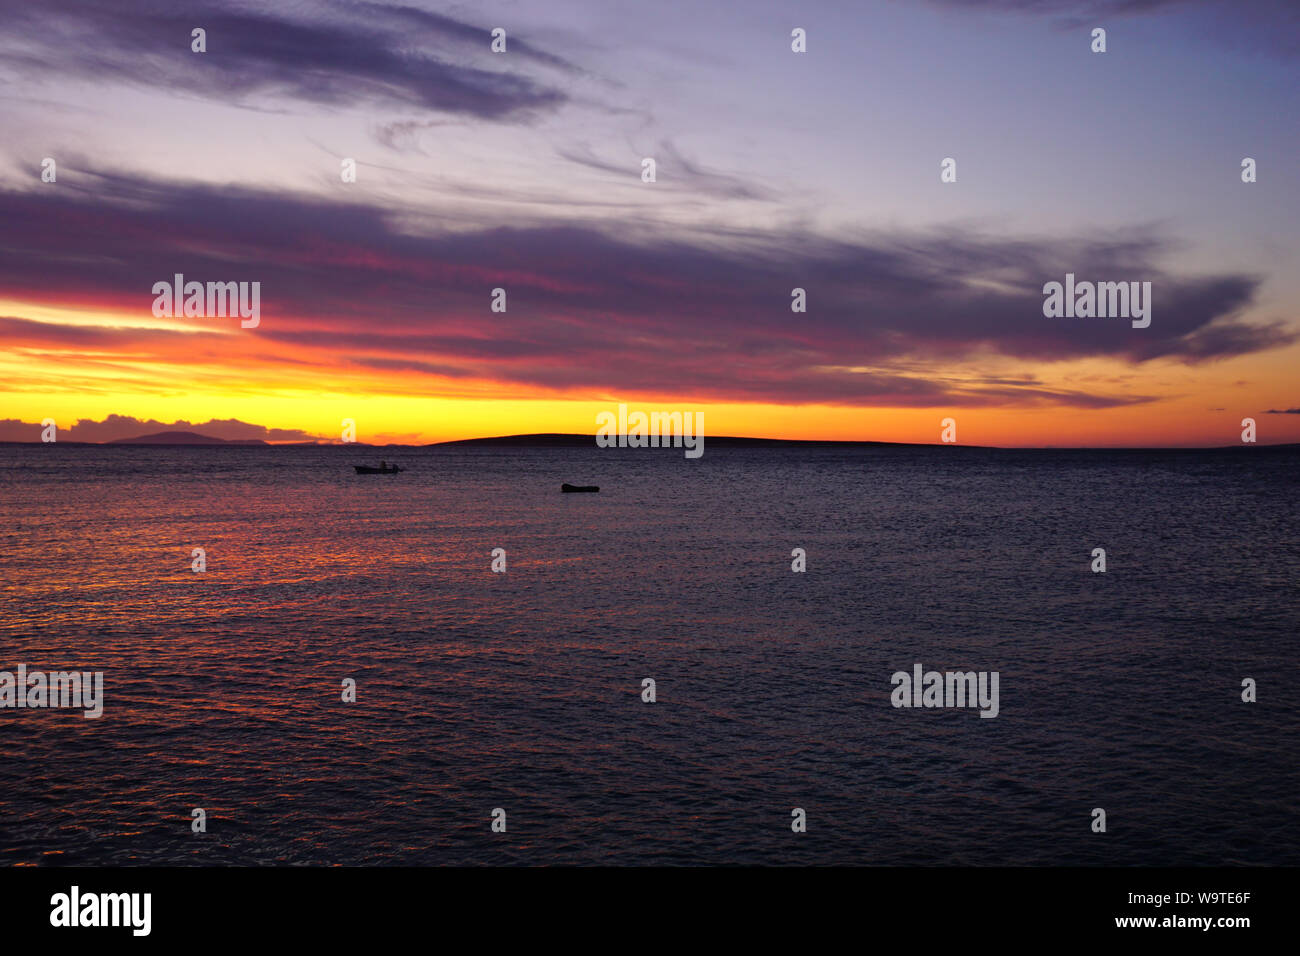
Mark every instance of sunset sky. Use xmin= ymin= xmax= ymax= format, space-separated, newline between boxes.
xmin=2 ymin=0 xmax=1298 ymax=446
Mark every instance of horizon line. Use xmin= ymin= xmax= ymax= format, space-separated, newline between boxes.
xmin=4 ymin=431 xmax=1298 ymax=452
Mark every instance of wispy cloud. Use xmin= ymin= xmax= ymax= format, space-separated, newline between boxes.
xmin=557 ymin=139 xmax=775 ymax=201
xmin=914 ymin=0 xmax=1300 ymax=54
xmin=1 ymin=167 xmax=1292 ymax=408
xmin=0 ymin=0 xmax=578 ymax=120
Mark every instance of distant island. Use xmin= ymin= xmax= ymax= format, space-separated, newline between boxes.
xmin=429 ymin=433 xmax=921 ymax=448
xmin=108 ymin=430 xmax=268 ymax=445
xmin=1 ymin=429 xmax=1296 ymax=451
xmin=428 ymin=434 xmax=1300 ymax=451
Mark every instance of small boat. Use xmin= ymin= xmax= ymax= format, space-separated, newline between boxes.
xmin=561 ymin=483 xmax=599 ymax=493
xmin=354 ymin=463 xmax=403 ymax=474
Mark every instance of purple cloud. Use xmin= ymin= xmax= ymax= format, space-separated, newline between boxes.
xmin=1 ymin=0 xmax=576 ymax=120
xmin=1 ymin=167 xmax=1292 ymax=409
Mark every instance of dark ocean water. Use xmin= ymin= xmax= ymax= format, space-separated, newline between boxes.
xmin=0 ymin=442 xmax=1296 ymax=866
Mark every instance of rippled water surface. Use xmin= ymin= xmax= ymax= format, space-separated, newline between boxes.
xmin=1 ymin=442 xmax=1296 ymax=865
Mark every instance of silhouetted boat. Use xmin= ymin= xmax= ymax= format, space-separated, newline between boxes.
xmin=561 ymin=483 xmax=599 ymax=493
xmin=354 ymin=464 xmax=403 ymax=474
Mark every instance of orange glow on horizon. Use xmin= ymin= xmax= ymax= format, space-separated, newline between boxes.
xmin=5 ymin=300 xmax=1300 ymax=448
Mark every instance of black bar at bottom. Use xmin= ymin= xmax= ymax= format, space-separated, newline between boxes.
xmin=1 ymin=866 xmax=1281 ymax=943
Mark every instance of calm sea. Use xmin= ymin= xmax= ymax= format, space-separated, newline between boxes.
xmin=1 ymin=442 xmax=1296 ymax=865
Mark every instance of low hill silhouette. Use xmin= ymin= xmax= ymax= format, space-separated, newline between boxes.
xmin=108 ymin=430 xmax=267 ymax=445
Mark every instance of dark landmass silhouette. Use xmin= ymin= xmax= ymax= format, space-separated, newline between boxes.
xmin=0 ymin=431 xmax=1296 ymax=451
xmin=430 ymin=433 xmax=1300 ymax=452
xmin=432 ymin=433 xmax=958 ymax=448
xmin=108 ymin=430 xmax=268 ymax=445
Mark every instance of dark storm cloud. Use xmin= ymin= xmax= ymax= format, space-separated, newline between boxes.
xmin=0 ymin=168 xmax=1292 ymax=408
xmin=0 ymin=0 xmax=573 ymax=119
